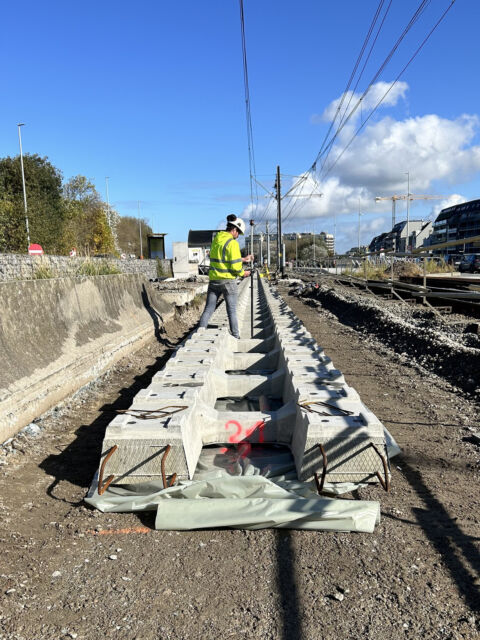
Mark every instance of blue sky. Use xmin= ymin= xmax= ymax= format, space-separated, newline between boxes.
xmin=1 ymin=0 xmax=479 ymax=254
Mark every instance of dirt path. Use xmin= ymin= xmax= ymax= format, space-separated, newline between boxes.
xmin=0 ymin=290 xmax=479 ymax=640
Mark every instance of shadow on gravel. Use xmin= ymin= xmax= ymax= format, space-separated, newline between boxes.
xmin=275 ymin=530 xmax=303 ymax=640
xmin=38 ymin=321 xmax=193 ymax=506
xmin=402 ymin=459 xmax=480 ymax=611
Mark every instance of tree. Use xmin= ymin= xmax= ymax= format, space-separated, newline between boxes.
xmin=0 ymin=197 xmax=24 ymax=253
xmin=284 ymin=235 xmax=328 ymax=261
xmin=298 ymin=239 xmax=328 ymax=262
xmin=0 ymin=154 xmax=67 ymax=253
xmin=62 ymin=175 xmax=115 ymax=255
xmin=116 ymin=216 xmax=153 ymax=257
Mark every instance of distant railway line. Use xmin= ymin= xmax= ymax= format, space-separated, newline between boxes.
xmin=292 ymin=268 xmax=480 ymax=320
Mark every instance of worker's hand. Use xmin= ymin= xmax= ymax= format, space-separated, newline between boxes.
xmin=243 ymin=270 xmax=251 ymax=278
xmin=243 ymin=254 xmax=254 ymax=262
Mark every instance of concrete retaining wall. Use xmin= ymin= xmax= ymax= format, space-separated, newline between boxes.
xmin=0 ymin=254 xmax=173 ymax=282
xmin=0 ymin=274 xmax=204 ymax=443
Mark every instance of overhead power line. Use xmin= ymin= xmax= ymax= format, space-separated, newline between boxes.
xmin=238 ymin=0 xmax=258 ymax=216
xmin=282 ymin=0 xmax=457 ymax=229
xmin=313 ymin=0 xmax=389 ymax=167
xmin=322 ymin=0 xmax=457 ymax=181
xmin=316 ymin=0 xmax=433 ymax=178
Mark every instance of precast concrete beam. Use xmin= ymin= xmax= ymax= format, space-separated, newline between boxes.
xmin=258 ymin=276 xmax=390 ymax=486
xmin=96 ymin=274 xmax=390 ymax=491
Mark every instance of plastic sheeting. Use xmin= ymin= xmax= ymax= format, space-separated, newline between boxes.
xmin=86 ymin=443 xmax=393 ymax=533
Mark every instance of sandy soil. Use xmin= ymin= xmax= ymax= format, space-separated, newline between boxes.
xmin=0 ymin=284 xmax=479 ymax=640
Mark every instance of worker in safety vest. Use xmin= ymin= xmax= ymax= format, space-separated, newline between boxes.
xmin=198 ymin=214 xmax=252 ymax=338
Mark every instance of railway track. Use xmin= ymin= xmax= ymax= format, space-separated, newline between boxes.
xmin=292 ymin=269 xmax=480 ymax=320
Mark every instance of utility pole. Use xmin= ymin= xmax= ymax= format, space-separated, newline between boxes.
xmin=253 ymin=167 xmax=321 ymax=274
xmin=275 ymin=165 xmax=283 ymax=275
xmin=138 ymin=201 xmax=143 ymax=258
xmin=250 ymin=219 xmax=254 ymax=269
xmin=295 ymin=233 xmax=298 ymax=264
xmin=266 ymin=221 xmax=270 ymax=266
xmin=250 ymin=219 xmax=254 ymax=338
xmin=17 ymin=123 xmax=30 ymax=249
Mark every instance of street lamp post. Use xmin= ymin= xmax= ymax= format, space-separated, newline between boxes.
xmin=312 ymin=225 xmax=315 ymax=265
xmin=138 ymin=201 xmax=143 ymax=258
xmin=358 ymin=199 xmax=362 ymax=254
xmin=333 ymin=211 xmax=337 ymax=255
xmin=105 ymin=176 xmax=111 ymax=227
xmin=17 ymin=123 xmax=30 ymax=249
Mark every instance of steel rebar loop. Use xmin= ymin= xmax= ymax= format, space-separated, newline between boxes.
xmin=98 ymin=445 xmax=118 ymax=496
xmin=161 ymin=444 xmax=174 ymax=489
xmin=314 ymin=443 xmax=328 ymax=494
xmin=369 ymin=443 xmax=391 ymax=492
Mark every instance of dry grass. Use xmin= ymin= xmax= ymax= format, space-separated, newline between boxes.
xmin=346 ymin=258 xmax=454 ymax=280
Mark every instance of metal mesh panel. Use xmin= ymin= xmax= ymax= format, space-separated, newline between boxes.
xmin=300 ymin=437 xmax=390 ymax=483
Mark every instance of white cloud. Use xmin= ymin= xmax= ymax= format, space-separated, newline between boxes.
xmin=315 ymin=81 xmax=408 ymax=125
xmin=287 ymin=83 xmax=480 ymax=218
xmin=247 ymin=82 xmax=480 ymax=252
xmin=333 ymin=113 xmax=480 ymax=193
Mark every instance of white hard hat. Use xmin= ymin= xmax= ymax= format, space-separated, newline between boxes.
xmin=229 ymin=216 xmax=245 ymax=235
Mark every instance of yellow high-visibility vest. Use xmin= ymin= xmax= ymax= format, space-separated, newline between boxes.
xmin=208 ymin=231 xmax=245 ymax=280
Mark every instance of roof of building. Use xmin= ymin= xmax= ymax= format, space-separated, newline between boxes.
xmin=435 ymin=198 xmax=480 ymax=225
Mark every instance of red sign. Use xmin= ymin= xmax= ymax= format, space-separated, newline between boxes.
xmin=28 ymin=244 xmax=44 ymax=255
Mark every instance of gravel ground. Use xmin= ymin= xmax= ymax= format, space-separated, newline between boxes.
xmin=290 ymin=277 xmax=480 ymax=394
xmin=0 ymin=283 xmax=479 ymax=640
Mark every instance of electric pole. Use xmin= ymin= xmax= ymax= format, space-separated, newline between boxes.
xmin=250 ymin=219 xmax=254 ymax=338
xmin=266 ymin=221 xmax=270 ymax=266
xmin=275 ymin=165 xmax=283 ymax=276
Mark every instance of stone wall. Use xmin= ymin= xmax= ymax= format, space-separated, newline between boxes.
xmin=0 ymin=253 xmax=172 ymax=282
xmin=0 ymin=274 xmax=206 ymax=442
